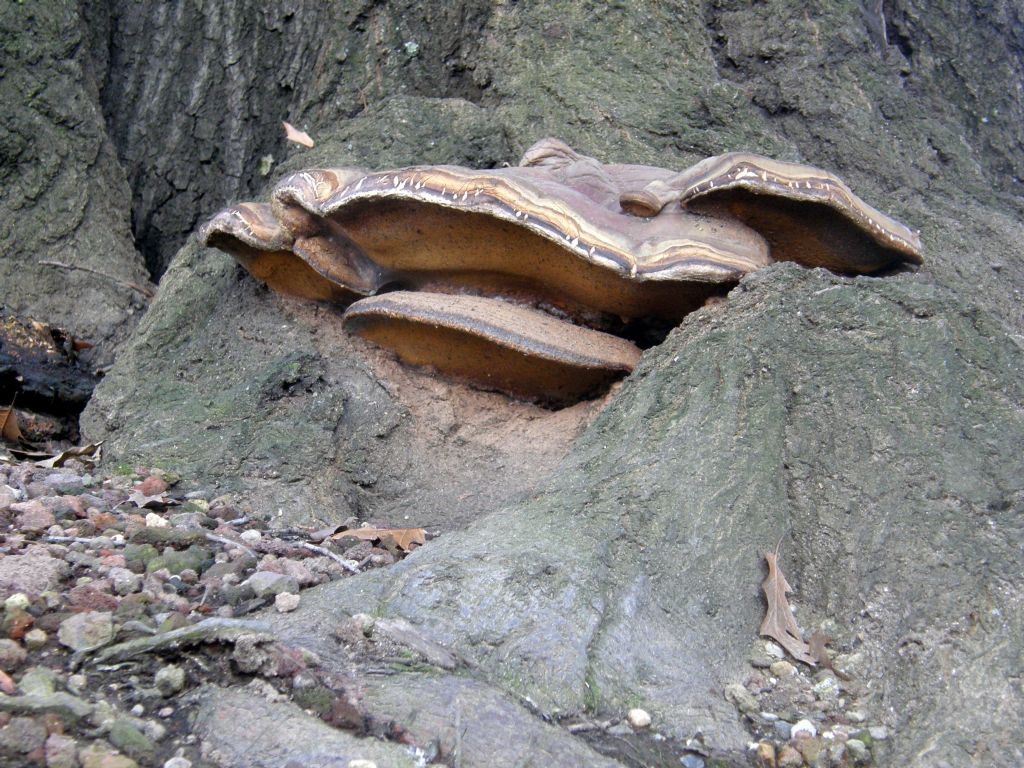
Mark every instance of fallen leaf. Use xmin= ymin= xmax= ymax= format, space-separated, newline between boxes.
xmin=283 ymin=121 xmax=315 ymax=148
xmin=0 ymin=407 xmax=23 ymax=444
xmin=71 ymin=336 xmax=95 ymax=352
xmin=808 ymin=631 xmax=851 ymax=680
xmin=129 ymin=490 xmax=174 ymax=509
xmin=759 ymin=552 xmax=816 ymax=665
xmin=331 ymin=526 xmax=426 ymax=552
xmin=33 ymin=442 xmax=103 ymax=469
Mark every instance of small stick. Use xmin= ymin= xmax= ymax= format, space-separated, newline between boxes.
xmin=300 ymin=541 xmax=359 ymax=573
xmin=46 ymin=535 xmax=126 ymax=546
xmin=39 ymin=260 xmax=155 ymax=298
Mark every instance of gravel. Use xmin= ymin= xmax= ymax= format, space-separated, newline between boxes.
xmin=0 ymin=457 xmax=418 ymax=766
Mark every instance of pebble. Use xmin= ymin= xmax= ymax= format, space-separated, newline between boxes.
xmin=167 ymin=512 xmax=209 ymax=530
xmin=791 ymin=719 xmax=817 ymax=739
xmin=347 ymin=761 xmax=377 ymax=768
xmin=57 ymin=611 xmax=115 ymax=652
xmin=0 ymin=715 xmax=48 ymax=754
xmin=45 ymin=732 xmax=79 ymax=768
xmin=0 ymin=547 xmax=69 ymax=597
xmin=243 ymin=571 xmax=300 ymax=598
xmin=163 ymin=758 xmax=192 ymax=768
xmin=13 ymin=500 xmax=57 ymax=531
xmin=19 ymin=666 xmax=58 ymax=695
xmin=108 ymin=567 xmax=142 ymax=596
xmin=145 ymin=513 xmax=170 ymax=528
xmin=626 ymin=707 xmax=651 ymax=729
xmin=753 ymin=741 xmax=775 ymax=766
xmin=78 ymin=741 xmax=140 ymax=768
xmin=868 ymin=725 xmax=888 ymax=740
xmin=725 ymin=683 xmax=760 ymax=714
xmin=812 ymin=675 xmax=840 ymax=700
xmin=680 ymin=754 xmax=705 ymax=768
xmin=275 ymin=592 xmax=301 ymax=612
xmin=108 ymin=718 xmax=156 ymax=760
xmin=773 ymin=720 xmax=793 ymax=740
xmin=764 ymin=641 xmax=786 ymax=659
xmin=239 ymin=529 xmax=262 ymax=544
xmin=846 ymin=738 xmax=868 ymax=761
xmin=42 ymin=473 xmax=85 ymax=492
xmin=5 ymin=592 xmax=31 ymax=612
xmin=155 ymin=665 xmax=187 ymax=696
xmin=67 ymin=673 xmax=88 ymax=693
xmin=769 ymin=660 xmax=796 ymax=678
xmin=0 ymin=637 xmax=28 ymax=668
xmin=776 ymin=744 xmax=804 ymax=767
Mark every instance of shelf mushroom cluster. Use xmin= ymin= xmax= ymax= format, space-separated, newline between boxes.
xmin=201 ymin=138 xmax=922 ymax=403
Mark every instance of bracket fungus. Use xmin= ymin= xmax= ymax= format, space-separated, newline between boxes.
xmin=201 ymin=138 xmax=922 ymax=404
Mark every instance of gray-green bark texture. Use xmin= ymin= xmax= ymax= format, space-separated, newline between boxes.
xmin=7 ymin=0 xmax=1020 ymax=765
xmin=1 ymin=1 xmax=151 ymax=364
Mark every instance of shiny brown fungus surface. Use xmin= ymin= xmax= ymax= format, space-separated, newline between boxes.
xmin=343 ymin=291 xmax=642 ymax=404
xmin=200 ymin=139 xmax=923 ymax=403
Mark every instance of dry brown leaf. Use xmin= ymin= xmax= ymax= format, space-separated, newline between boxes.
xmin=283 ymin=121 xmax=315 ymax=148
xmin=128 ymin=490 xmax=175 ymax=509
xmin=0 ymin=407 xmax=23 ymax=444
xmin=759 ymin=551 xmax=816 ymax=665
xmin=33 ymin=442 xmax=103 ymax=469
xmin=808 ymin=631 xmax=851 ymax=680
xmin=332 ymin=526 xmax=426 ymax=552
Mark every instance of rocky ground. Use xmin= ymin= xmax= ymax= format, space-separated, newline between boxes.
xmin=0 ymin=453 xmax=903 ymax=768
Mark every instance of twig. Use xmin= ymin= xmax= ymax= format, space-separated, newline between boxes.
xmin=205 ymin=532 xmax=256 ymax=559
xmin=46 ymin=535 xmax=126 ymax=547
xmin=39 ymin=260 xmax=155 ymax=299
xmin=300 ymin=541 xmax=359 ymax=573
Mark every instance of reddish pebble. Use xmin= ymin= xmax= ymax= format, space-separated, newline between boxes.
xmin=135 ymin=475 xmax=168 ymax=496
xmin=62 ymin=496 xmax=87 ymax=518
xmin=87 ymin=510 xmax=119 ymax=530
xmin=0 ymin=668 xmax=16 ymax=694
xmin=4 ymin=611 xmax=34 ymax=640
xmin=100 ymin=554 xmax=127 ymax=569
xmin=66 ymin=585 xmax=119 ymax=613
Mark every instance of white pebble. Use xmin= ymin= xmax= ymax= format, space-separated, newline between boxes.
xmin=4 ymin=593 xmax=30 ymax=612
xmin=67 ymin=674 xmax=88 ymax=693
xmin=146 ymin=512 xmax=170 ymax=528
xmin=163 ymin=758 xmax=193 ymax=768
xmin=275 ymin=592 xmax=301 ymax=612
xmin=348 ymin=761 xmax=377 ymax=768
xmin=764 ymin=641 xmax=786 ymax=659
xmin=239 ymin=529 xmax=262 ymax=544
xmin=627 ymin=708 xmax=652 ymax=729
xmin=791 ymin=719 xmax=817 ymax=739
